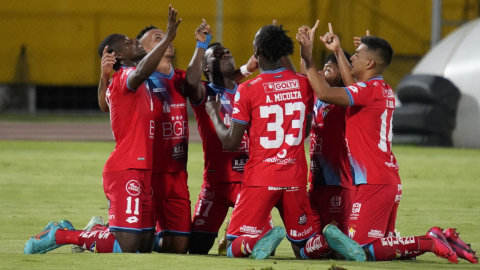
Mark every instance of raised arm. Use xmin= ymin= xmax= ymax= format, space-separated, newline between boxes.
xmin=205 ymin=94 xmax=247 ymax=151
xmin=128 ymin=5 xmax=181 ymax=90
xmin=98 ymin=46 xmax=113 ymax=112
xmin=298 ymin=20 xmax=320 ymax=74
xmin=297 ymin=31 xmax=350 ymax=106
xmin=320 ymin=23 xmax=356 ymax=86
xmin=232 ymin=55 xmax=258 ymax=82
xmin=184 ymin=19 xmax=211 ymax=104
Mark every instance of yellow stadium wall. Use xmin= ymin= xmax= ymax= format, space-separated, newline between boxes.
xmin=0 ymin=0 xmax=478 ymax=87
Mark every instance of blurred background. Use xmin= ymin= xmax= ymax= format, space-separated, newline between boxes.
xmin=0 ymin=0 xmax=479 ymax=147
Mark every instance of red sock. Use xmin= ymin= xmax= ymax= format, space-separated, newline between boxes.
xmin=228 ymin=236 xmax=259 ymax=257
xmin=301 ymin=235 xmax=330 ymax=259
xmin=55 ymin=230 xmax=117 ymax=253
xmin=369 ymin=236 xmax=433 ymax=261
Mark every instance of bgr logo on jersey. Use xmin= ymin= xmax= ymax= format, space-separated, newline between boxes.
xmin=263 ymin=79 xmax=299 ymax=93
xmin=126 ymin=180 xmax=141 ymax=196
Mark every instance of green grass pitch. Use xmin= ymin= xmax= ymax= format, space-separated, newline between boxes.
xmin=1 ymin=141 xmax=479 ymax=269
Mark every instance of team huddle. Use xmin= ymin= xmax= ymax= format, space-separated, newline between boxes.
xmin=24 ymin=5 xmax=477 ymax=264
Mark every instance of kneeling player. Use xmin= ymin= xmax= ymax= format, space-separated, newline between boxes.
xmin=205 ymin=24 xmax=364 ymax=260
xmin=24 ymin=5 xmax=181 ymax=254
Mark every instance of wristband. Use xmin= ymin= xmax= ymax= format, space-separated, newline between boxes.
xmin=196 ymin=33 xmax=212 ymax=50
xmin=240 ymin=64 xmax=252 ymax=77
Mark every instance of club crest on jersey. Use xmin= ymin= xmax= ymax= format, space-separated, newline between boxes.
xmin=349 ymin=226 xmax=356 ymax=238
xmin=263 ymin=79 xmax=299 ymax=93
xmin=322 ymin=107 xmax=330 ymax=118
xmin=352 ymin=203 xmax=361 ymax=213
xmin=200 ymin=188 xmax=214 ymax=200
xmin=126 ymin=180 xmax=141 ymax=196
xmin=357 ymin=82 xmax=367 ymax=87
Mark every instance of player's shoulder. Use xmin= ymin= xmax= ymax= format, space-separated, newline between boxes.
xmin=113 ymin=66 xmax=136 ymax=81
xmin=242 ymin=75 xmax=265 ymax=89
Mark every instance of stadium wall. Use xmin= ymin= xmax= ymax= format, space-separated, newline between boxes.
xmin=0 ymin=0 xmax=478 ymax=88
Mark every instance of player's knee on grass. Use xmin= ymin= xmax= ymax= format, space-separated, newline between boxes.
xmin=138 ymin=232 xmax=155 ymax=253
xmin=189 ymin=233 xmax=216 ymax=254
xmin=161 ymin=235 xmax=190 ymax=254
xmin=113 ymin=232 xmax=142 ymax=253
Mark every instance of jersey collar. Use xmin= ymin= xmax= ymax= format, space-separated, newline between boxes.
xmin=152 ymin=67 xmax=174 ymax=80
xmin=368 ymin=76 xmax=384 ymax=81
xmin=208 ymin=83 xmax=238 ymax=94
xmin=261 ymin=67 xmax=287 ymax=74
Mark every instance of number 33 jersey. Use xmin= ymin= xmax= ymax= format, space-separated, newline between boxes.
xmin=232 ymin=68 xmax=314 ymax=187
xmin=343 ymin=76 xmax=400 ymax=185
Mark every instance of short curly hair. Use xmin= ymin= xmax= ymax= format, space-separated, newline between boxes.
xmin=255 ymin=24 xmax=294 ymax=62
xmin=136 ymin=25 xmax=159 ymax=40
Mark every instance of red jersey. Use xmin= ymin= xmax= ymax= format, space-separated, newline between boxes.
xmin=147 ymin=69 xmax=188 ymax=173
xmin=232 ymin=68 xmax=314 ymax=187
xmin=104 ymin=66 xmax=155 ymax=172
xmin=343 ymin=76 xmax=400 ymax=185
xmin=192 ymin=82 xmax=249 ymax=183
xmin=309 ymin=99 xmax=353 ymax=189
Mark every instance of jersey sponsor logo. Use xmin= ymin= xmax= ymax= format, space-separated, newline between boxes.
xmin=357 ymin=82 xmax=367 ymax=88
xmin=126 ymin=216 xmax=139 ymax=224
xmin=126 ymin=180 xmax=141 ymax=196
xmin=235 ymin=92 xmax=241 ymax=102
xmin=274 ymin=75 xmax=283 ymax=78
xmin=109 ymin=214 xmax=115 ymax=220
xmin=368 ymin=229 xmax=384 ymax=238
xmin=163 ymin=116 xmax=187 ymax=139
xmin=171 ymin=142 xmax=186 ymax=161
xmin=233 ymin=107 xmax=240 ymax=114
xmin=395 ymin=194 xmax=402 ymax=203
xmin=263 ymin=155 xmax=296 ymax=165
xmin=298 ymin=214 xmax=307 ymax=225
xmin=153 ymin=87 xmax=167 ymax=93
xmin=170 ymin=103 xmax=187 ymax=109
xmin=398 ymin=184 xmax=402 ymax=191
xmin=290 ymin=226 xmax=313 ymax=238
xmin=352 ymin=203 xmax=361 ymax=214
xmin=137 ymin=157 xmax=145 ymax=161
xmin=240 ymin=225 xmax=263 ymax=235
xmin=348 ymin=225 xmax=356 ymax=238
xmin=263 ymin=79 xmax=300 ymax=93
xmin=383 ymin=88 xmax=395 ymax=98
xmin=232 ymin=154 xmax=248 ymax=172
xmin=221 ymin=100 xmax=230 ymax=105
xmin=277 ymin=149 xmax=287 ymax=158
xmin=381 ymin=236 xmax=415 ymax=247
xmin=330 ymin=196 xmax=341 ymax=207
xmin=274 ymin=91 xmax=302 ymax=102
xmin=200 ymin=188 xmax=214 ymax=200
xmin=347 ymin=86 xmax=359 ymax=93
xmin=249 ymin=77 xmax=263 ymax=86
xmin=386 ymin=99 xmax=395 ymax=108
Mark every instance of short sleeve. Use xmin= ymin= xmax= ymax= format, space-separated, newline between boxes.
xmin=306 ymin=82 xmax=314 ymax=116
xmin=343 ymin=81 xmax=374 ymax=107
xmin=123 ymin=67 xmax=137 ymax=92
xmin=232 ymin=84 xmax=250 ymax=125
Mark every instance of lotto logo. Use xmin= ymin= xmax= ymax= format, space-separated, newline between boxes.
xmin=263 ymin=79 xmax=299 ymax=93
xmin=126 ymin=216 xmax=139 ymax=224
xmin=126 ymin=180 xmax=141 ymax=196
xmin=347 ymin=86 xmax=358 ymax=93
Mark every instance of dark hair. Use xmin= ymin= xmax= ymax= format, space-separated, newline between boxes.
xmin=97 ymin=34 xmax=125 ymax=71
xmin=324 ymin=51 xmax=351 ymax=66
xmin=360 ymin=36 xmax=393 ymax=67
xmin=255 ymin=24 xmax=294 ymax=62
xmin=136 ymin=25 xmax=158 ymax=40
xmin=202 ymin=42 xmax=223 ymax=80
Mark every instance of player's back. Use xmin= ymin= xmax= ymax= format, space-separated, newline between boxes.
xmin=343 ymin=77 xmax=400 ymax=185
xmin=104 ymin=66 xmax=155 ymax=172
xmin=232 ymin=68 xmax=314 ymax=187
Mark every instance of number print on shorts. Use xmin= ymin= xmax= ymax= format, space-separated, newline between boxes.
xmin=126 ymin=196 xmax=140 ymax=215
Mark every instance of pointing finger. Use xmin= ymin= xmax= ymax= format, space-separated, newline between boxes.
xmin=328 ymin=23 xmax=333 ymax=34
xmin=312 ymin=20 xmax=320 ymax=31
xmin=272 ymin=19 xmax=277 ymax=26
xmin=102 ymin=46 xmax=109 ymax=57
xmin=366 ymin=30 xmax=370 ymax=36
